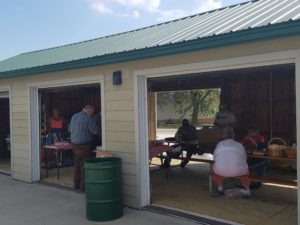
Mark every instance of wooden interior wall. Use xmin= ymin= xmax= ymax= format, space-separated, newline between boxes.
xmin=271 ymin=70 xmax=296 ymax=141
xmin=224 ymin=68 xmax=295 ymax=141
xmin=41 ymin=86 xmax=101 ymax=125
xmin=0 ymin=98 xmax=10 ymax=157
xmin=149 ymin=65 xmax=296 ymax=142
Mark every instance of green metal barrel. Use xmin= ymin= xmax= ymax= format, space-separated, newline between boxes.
xmin=85 ymin=157 xmax=123 ymax=222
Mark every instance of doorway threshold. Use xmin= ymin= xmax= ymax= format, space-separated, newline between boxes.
xmin=144 ymin=204 xmax=242 ymax=225
xmin=37 ymin=180 xmax=80 ymax=193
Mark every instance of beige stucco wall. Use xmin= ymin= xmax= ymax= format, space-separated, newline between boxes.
xmin=0 ymin=36 xmax=299 ymax=208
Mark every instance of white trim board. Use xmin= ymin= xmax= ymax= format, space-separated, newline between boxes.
xmin=295 ymin=54 xmax=300 ymax=225
xmin=134 ymin=75 xmax=150 ymax=207
xmin=0 ymin=85 xmax=11 ymax=91
xmin=134 ymin=49 xmax=298 ymax=78
xmin=27 ymin=75 xmax=104 ymax=88
xmin=27 ymin=74 xmax=106 ymax=182
xmin=134 ymin=49 xmax=300 ymax=211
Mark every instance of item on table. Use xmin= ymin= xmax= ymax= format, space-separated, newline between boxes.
xmin=284 ymin=146 xmax=297 ymax=159
xmin=252 ymin=150 xmax=265 ymax=156
xmin=95 ymin=150 xmax=114 ymax=158
xmin=246 ymin=149 xmax=254 ymax=155
xmin=268 ymin=137 xmax=287 ymax=157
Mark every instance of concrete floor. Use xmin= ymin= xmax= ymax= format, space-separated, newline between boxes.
xmin=150 ymin=159 xmax=297 ymax=225
xmin=0 ymin=157 xmax=10 ymax=173
xmin=40 ymin=165 xmax=74 ymax=187
xmin=0 ymin=175 xmax=204 ymax=225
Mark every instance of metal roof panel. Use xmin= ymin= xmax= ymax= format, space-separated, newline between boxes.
xmin=0 ymin=0 xmax=299 ymax=75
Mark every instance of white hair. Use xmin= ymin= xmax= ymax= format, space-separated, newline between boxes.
xmin=222 ymin=128 xmax=235 ymax=139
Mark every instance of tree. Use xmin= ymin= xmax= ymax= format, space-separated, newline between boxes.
xmin=157 ymin=89 xmax=220 ymax=124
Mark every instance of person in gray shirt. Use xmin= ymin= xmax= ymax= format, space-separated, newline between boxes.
xmin=69 ymin=105 xmax=97 ymax=191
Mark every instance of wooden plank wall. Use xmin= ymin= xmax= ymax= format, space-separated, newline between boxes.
xmin=224 ymin=67 xmax=296 ymax=142
xmin=104 ymin=70 xmax=137 ymax=207
xmin=10 ymin=82 xmax=31 ymax=182
xmin=149 ymin=66 xmax=296 ymax=142
xmin=41 ymin=86 xmax=101 ymax=123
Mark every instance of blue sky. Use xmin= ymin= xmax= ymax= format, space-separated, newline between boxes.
xmin=0 ymin=0 xmax=247 ymax=60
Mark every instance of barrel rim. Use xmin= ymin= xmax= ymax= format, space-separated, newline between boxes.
xmin=85 ymin=157 xmax=121 ymax=164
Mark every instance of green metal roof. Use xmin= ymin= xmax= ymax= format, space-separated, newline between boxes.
xmin=0 ymin=0 xmax=300 ymax=78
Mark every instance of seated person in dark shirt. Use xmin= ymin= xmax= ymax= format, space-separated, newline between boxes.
xmin=163 ymin=119 xmax=198 ymax=168
xmin=241 ymin=126 xmax=269 ymax=189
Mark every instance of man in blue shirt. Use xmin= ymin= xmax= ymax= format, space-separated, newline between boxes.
xmin=69 ymin=105 xmax=98 ymax=191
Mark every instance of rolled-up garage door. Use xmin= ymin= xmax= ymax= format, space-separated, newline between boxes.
xmin=0 ymin=91 xmax=9 ymax=99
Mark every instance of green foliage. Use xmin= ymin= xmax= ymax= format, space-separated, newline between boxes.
xmin=156 ymin=89 xmax=220 ymax=123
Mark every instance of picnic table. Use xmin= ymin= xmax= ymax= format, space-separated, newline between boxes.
xmin=43 ymin=143 xmax=73 ymax=179
xmin=149 ymin=144 xmax=173 ymax=165
xmin=154 ymin=145 xmax=297 ymax=190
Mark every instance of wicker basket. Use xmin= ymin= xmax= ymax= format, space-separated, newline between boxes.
xmin=268 ymin=138 xmax=287 ymax=157
xmin=285 ymin=147 xmax=297 ymax=159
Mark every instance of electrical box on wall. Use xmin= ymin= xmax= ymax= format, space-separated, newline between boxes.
xmin=113 ymin=71 xmax=122 ymax=85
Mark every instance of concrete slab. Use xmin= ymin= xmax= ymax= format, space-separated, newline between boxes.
xmin=0 ymin=175 xmax=200 ymax=225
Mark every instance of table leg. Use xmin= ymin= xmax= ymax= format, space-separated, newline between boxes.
xmin=60 ymin=150 xmax=63 ymax=166
xmin=56 ymin=151 xmax=60 ymax=180
xmin=209 ymin=174 xmax=212 ymax=193
xmin=45 ymin=149 xmax=48 ymax=178
xmin=159 ymin=153 xmax=163 ymax=166
xmin=209 ymin=163 xmax=213 ymax=193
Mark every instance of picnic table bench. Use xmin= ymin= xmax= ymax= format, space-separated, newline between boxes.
xmin=154 ymin=153 xmax=297 ymax=192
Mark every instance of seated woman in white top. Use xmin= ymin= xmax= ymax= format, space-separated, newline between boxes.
xmin=214 ymin=140 xmax=248 ymax=177
xmin=213 ymin=129 xmax=249 ymax=194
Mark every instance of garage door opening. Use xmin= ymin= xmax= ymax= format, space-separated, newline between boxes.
xmin=0 ymin=91 xmax=10 ymax=174
xmin=146 ymin=64 xmax=297 ymax=225
xmin=38 ymin=84 xmax=101 ymax=188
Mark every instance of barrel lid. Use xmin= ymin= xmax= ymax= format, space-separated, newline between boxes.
xmin=85 ymin=157 xmax=121 ymax=164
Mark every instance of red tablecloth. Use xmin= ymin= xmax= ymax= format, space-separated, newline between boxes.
xmin=149 ymin=145 xmax=172 ymax=160
xmin=44 ymin=143 xmax=73 ymax=151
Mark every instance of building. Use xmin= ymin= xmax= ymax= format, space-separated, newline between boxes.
xmin=0 ymin=0 xmax=300 ymax=223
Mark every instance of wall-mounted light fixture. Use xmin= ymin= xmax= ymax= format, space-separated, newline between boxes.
xmin=113 ymin=71 xmax=122 ymax=85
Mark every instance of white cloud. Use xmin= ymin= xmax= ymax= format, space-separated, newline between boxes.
xmin=114 ymin=0 xmax=160 ymax=12
xmin=156 ymin=9 xmax=189 ymax=22
xmin=195 ymin=0 xmax=222 ymax=13
xmin=89 ymin=0 xmax=222 ymax=21
xmin=90 ymin=1 xmax=113 ymax=14
xmin=89 ymin=0 xmax=148 ymax=18
xmin=132 ymin=10 xmax=140 ymax=18
xmin=157 ymin=0 xmax=222 ymax=22
xmin=116 ymin=10 xmax=140 ymax=18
